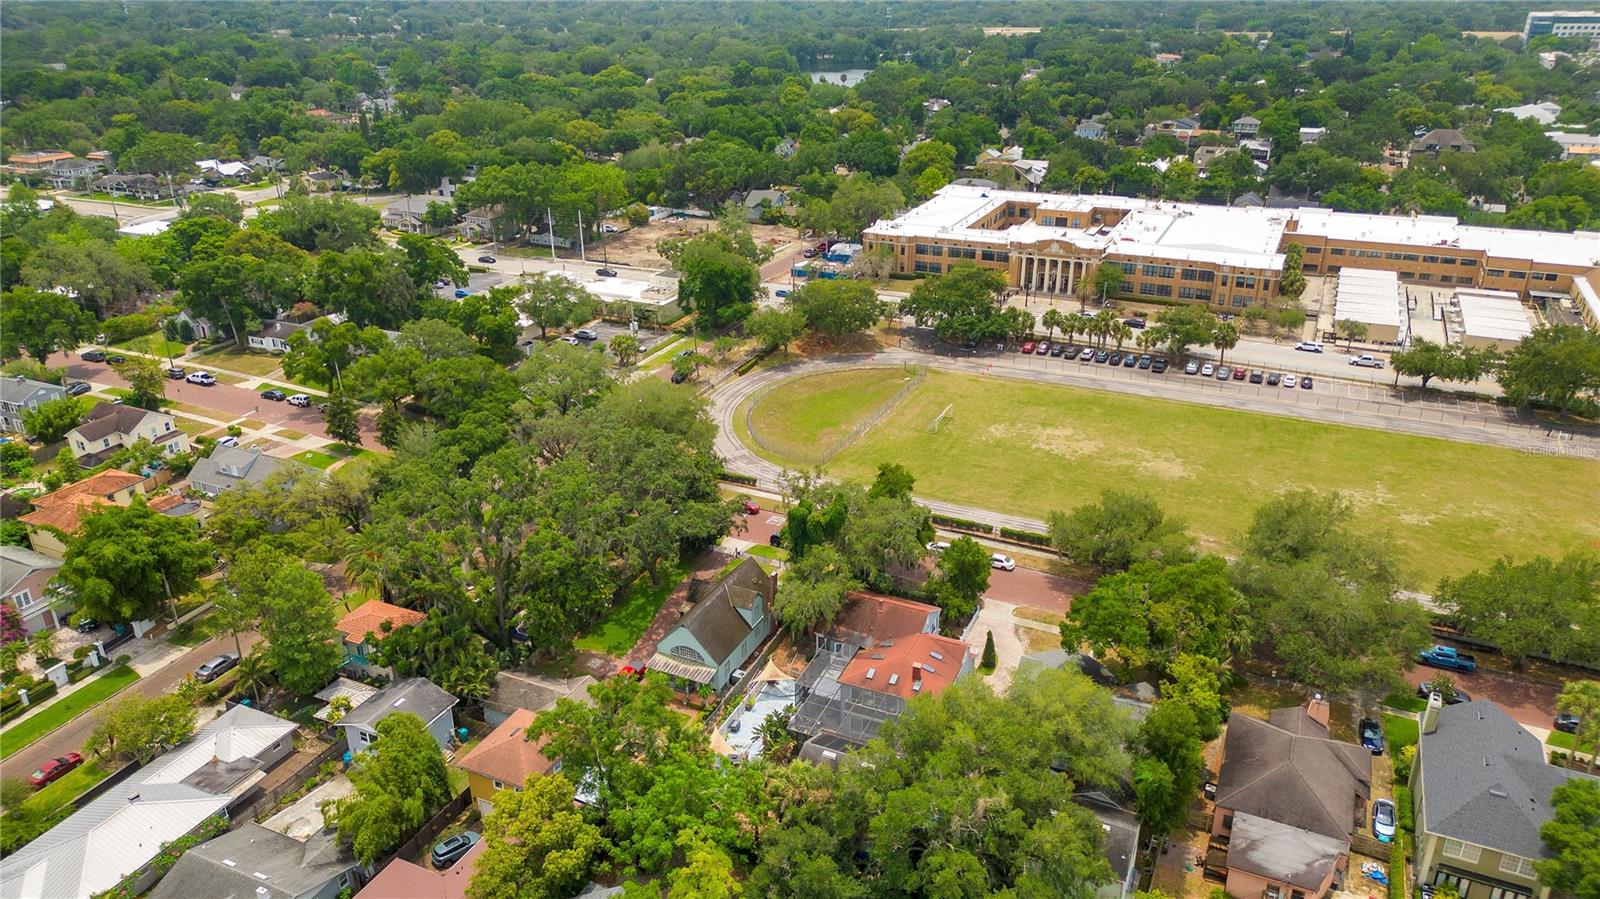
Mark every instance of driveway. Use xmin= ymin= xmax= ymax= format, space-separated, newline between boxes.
xmin=1402 ymin=663 xmax=1563 ymax=732
xmin=6 ymin=631 xmax=261 ymax=782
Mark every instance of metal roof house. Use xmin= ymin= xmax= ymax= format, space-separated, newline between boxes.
xmin=0 ymin=705 xmax=296 ymax=899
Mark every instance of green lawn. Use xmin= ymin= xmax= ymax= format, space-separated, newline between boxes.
xmin=746 ymin=544 xmax=787 ymax=561
xmin=745 ymin=368 xmax=1600 ymax=585
xmin=574 ymin=560 xmax=688 ymax=657
xmin=170 ymin=610 xmax=230 ymax=647
xmin=745 ymin=367 xmax=919 ymax=466
xmin=290 ymin=449 xmax=340 ymax=470
xmin=193 ymin=346 xmax=284 ymax=376
xmin=1383 ymin=692 xmax=1429 ymax=713
xmin=1546 ymin=730 xmax=1597 ymax=755
xmin=112 ymin=335 xmax=189 ymax=358
xmin=1384 ymin=713 xmax=1421 ymax=752
xmin=21 ymin=760 xmax=113 ymax=815
xmin=0 ymin=664 xmax=140 ymax=760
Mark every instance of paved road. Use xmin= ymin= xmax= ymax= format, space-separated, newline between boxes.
xmin=61 ymin=356 xmax=381 ymax=449
xmin=7 ymin=631 xmax=260 ymax=783
xmin=1402 ymin=662 xmax=1562 ymax=733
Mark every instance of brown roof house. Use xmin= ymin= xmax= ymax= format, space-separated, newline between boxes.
xmin=455 ymin=708 xmax=560 ymax=815
xmin=1207 ymin=698 xmax=1373 ymax=899
xmin=334 ymin=599 xmax=426 ymax=673
xmin=1409 ymin=128 xmax=1476 ymax=160
xmin=813 ymin=591 xmax=942 ymax=655
xmin=18 ymin=470 xmax=146 ymax=559
xmin=65 ymin=402 xmax=190 ymax=467
xmin=648 ymin=558 xmax=774 ymax=693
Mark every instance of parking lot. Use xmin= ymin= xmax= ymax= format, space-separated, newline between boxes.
xmin=582 ymin=321 xmax=668 ymax=354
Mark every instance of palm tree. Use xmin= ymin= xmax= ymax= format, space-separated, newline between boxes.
xmin=1212 ymin=321 xmax=1240 ymax=364
xmin=1092 ymin=310 xmax=1119 ymax=347
xmin=233 ymin=652 xmax=271 ymax=705
xmin=1041 ymin=309 xmax=1066 ymax=341
xmin=28 ymin=629 xmax=56 ymax=665
xmin=754 ymin=705 xmax=796 ymax=761
xmin=1136 ymin=329 xmax=1160 ymax=352
xmin=1111 ymin=322 xmax=1134 ymax=351
xmin=1063 ymin=315 xmax=1082 ymax=346
xmin=341 ymin=530 xmax=388 ymax=608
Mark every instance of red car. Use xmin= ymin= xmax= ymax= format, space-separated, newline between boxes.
xmin=617 ymin=665 xmax=646 ymax=680
xmin=741 ymin=499 xmax=761 ymax=515
xmin=1232 ymin=367 xmax=1247 ymax=380
xmin=1020 ymin=341 xmax=1036 ymax=354
xmin=30 ymin=753 xmax=83 ymax=788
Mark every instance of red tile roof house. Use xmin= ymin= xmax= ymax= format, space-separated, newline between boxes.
xmin=335 ymin=600 xmax=426 ymax=673
xmin=791 ymin=592 xmax=971 ymax=762
xmin=1206 ymin=698 xmax=1373 ymax=899
xmin=18 ymin=469 xmax=147 ymax=559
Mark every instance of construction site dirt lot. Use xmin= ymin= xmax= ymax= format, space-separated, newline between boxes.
xmin=586 ymin=219 xmax=802 ymax=271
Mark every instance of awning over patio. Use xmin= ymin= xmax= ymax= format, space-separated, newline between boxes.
xmin=647 ymin=654 xmax=717 ymax=685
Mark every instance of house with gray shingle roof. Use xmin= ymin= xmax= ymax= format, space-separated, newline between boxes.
xmin=337 ymin=676 xmax=457 ymax=756
xmin=1412 ymin=697 xmax=1597 ymax=899
xmin=0 ymin=376 xmax=67 ymax=436
xmin=648 ymin=558 xmax=774 ymax=693
xmin=186 ymin=446 xmax=289 ymax=496
xmin=146 ymin=823 xmax=362 ymax=899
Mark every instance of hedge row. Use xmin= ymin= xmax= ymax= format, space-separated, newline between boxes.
xmin=720 ymin=471 xmax=759 ymax=487
xmin=1387 ymin=833 xmax=1408 ymax=899
xmin=999 ymin=526 xmax=1052 ymax=546
xmin=0 ymin=680 xmax=59 ymax=724
xmin=1394 ymin=785 xmax=1414 ymax=834
xmin=931 ymin=513 xmax=991 ymax=533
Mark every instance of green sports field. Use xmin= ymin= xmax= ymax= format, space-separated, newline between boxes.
xmin=742 ymin=367 xmax=1600 ymax=586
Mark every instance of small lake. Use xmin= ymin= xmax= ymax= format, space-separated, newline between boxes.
xmin=808 ymin=68 xmax=873 ymax=85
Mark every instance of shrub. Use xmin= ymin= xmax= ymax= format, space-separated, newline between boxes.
xmin=999 ymin=526 xmax=1052 ymax=546
xmin=1394 ymin=784 xmax=1414 ymax=833
xmin=1387 ymin=833 xmax=1408 ymax=899
xmin=100 ymin=313 xmax=158 ymax=344
xmin=931 ymin=513 xmax=990 ymax=533
xmin=720 ymin=471 xmax=759 ymax=486
xmin=1393 ymin=744 xmax=1416 ymax=783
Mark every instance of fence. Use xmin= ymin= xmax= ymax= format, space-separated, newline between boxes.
xmin=235 ymin=738 xmax=346 ymax=826
xmin=370 ymin=788 xmax=473 ymax=877
xmin=741 ymin=363 xmax=924 ymax=467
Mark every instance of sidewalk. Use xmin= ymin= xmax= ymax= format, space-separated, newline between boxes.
xmin=0 ymin=632 xmax=187 ymax=736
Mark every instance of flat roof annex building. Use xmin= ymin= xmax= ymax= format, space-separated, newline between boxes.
xmin=1452 ymin=288 xmax=1536 ymax=350
xmin=1333 ymin=269 xmax=1407 ymax=343
xmin=864 ymin=185 xmax=1600 ymax=319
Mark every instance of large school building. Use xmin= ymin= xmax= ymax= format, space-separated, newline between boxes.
xmin=862 ymin=184 xmax=1600 ymax=328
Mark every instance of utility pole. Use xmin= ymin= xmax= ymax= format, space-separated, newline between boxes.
xmin=577 ymin=210 xmax=587 ymax=262
xmin=547 ymin=208 xmax=556 ymax=260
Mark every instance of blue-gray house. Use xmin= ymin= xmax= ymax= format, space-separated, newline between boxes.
xmin=1074 ymin=121 xmax=1107 ymax=140
xmin=649 ymin=558 xmax=774 ymax=693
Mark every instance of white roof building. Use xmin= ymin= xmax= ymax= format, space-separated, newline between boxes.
xmin=0 ymin=706 xmax=297 ymax=899
xmin=1495 ymin=102 xmax=1563 ymax=125
xmin=1333 ymin=268 xmax=1407 ymax=342
xmin=1453 ymin=288 xmax=1535 ymax=349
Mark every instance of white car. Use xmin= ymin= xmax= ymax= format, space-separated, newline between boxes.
xmin=990 ymin=554 xmax=1016 ymax=571
xmin=1295 ymin=341 xmax=1325 ymax=353
xmin=185 ymin=371 xmax=216 ymax=386
xmin=1349 ymin=354 xmax=1384 ymax=368
xmin=287 ymin=394 xmax=311 ymax=407
xmin=574 ymin=328 xmax=599 ymax=341
xmin=1200 ymin=363 xmax=1215 ymax=377
xmin=1283 ymin=375 xmax=1298 ymax=388
xmin=926 ymin=540 xmax=951 ymax=553
xmin=216 ymin=435 xmax=239 ymax=447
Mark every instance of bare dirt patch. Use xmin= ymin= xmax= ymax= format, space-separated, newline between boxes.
xmin=582 ymin=219 xmax=801 ymax=271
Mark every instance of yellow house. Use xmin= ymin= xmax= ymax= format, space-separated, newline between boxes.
xmin=454 ymin=708 xmax=558 ymax=815
xmin=19 ymin=470 xmax=147 ymax=559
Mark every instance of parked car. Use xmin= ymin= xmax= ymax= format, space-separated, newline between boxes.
xmin=74 ymin=617 xmax=99 ymax=633
xmin=476 ymin=255 xmax=496 ymax=263
xmin=1079 ymin=348 xmax=1094 ymax=361
xmin=1138 ymin=355 xmax=1152 ymax=369
xmin=66 ymin=381 xmax=91 ymax=396
xmin=166 ymin=367 xmax=187 ymax=380
xmin=596 ymin=268 xmax=618 ymax=277
xmin=194 ymin=651 xmax=240 ymax=683
xmin=1283 ymin=375 xmax=1298 ymax=388
xmin=1554 ymin=713 xmax=1580 ymax=734
xmin=1232 ymin=366 xmax=1246 ymax=380
xmin=287 ymin=394 xmax=311 ymax=407
xmin=1350 ymin=354 xmax=1385 ymax=368
xmin=1094 ymin=350 xmax=1109 ymax=363
xmin=1418 ymin=645 xmax=1477 ymax=671
xmin=1200 ymin=363 xmax=1214 ymax=377
xmin=926 ymin=540 xmax=951 ymax=553
xmin=990 ymin=554 xmax=1016 ymax=571
xmin=1248 ymin=370 xmax=1263 ymax=384
xmin=1122 ymin=353 xmax=1136 ymax=367
xmin=1214 ymin=366 xmax=1230 ymax=381
xmin=1035 ymin=341 xmax=1050 ymax=356
xmin=1301 ymin=376 xmax=1313 ymax=389
xmin=802 ymin=248 xmax=817 ymax=258
xmin=1295 ymin=341 xmax=1324 ymax=353
xmin=431 ymin=832 xmax=481 ymax=869
xmin=185 ymin=371 xmax=216 ymax=386
xmin=741 ymin=499 xmax=761 ymax=515
xmin=454 ymin=288 xmax=471 ymax=298
xmin=29 ymin=753 xmax=84 ymax=789
xmin=260 ymin=389 xmax=286 ymax=401
xmin=1266 ymin=372 xmax=1282 ymax=386
xmin=1151 ymin=358 xmax=1168 ymax=373
xmin=215 ymin=435 xmax=239 ymax=448
xmin=81 ymin=349 xmax=106 ymax=362
xmin=1020 ymin=341 xmax=1036 ymax=354
xmin=1108 ymin=352 xmax=1122 ymax=366
xmin=670 ymin=370 xmax=688 ymax=384
xmin=1050 ymin=343 xmax=1066 ymax=357
xmin=1359 ymin=718 xmax=1385 ymax=755
xmin=1185 ymin=360 xmax=1200 ymax=375
xmin=1372 ymin=799 xmax=1397 ymax=843
xmin=106 ymin=355 xmax=127 ymax=365
xmin=1416 ymin=682 xmax=1472 ymax=704
xmin=574 ymin=328 xmax=598 ymax=341
xmin=1124 ymin=318 xmax=1146 ymax=329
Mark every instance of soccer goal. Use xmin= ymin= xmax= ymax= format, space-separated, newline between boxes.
xmin=930 ymin=403 xmax=954 ymax=433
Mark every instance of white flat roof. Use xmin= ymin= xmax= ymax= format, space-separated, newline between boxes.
xmin=118 ymin=220 xmax=170 ymax=236
xmin=1454 ymin=225 xmax=1600 ymax=268
xmin=1455 ymin=289 xmax=1535 ymax=341
xmin=1334 ymin=268 xmax=1405 ymax=329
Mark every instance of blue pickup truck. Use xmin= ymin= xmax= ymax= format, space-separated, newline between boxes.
xmin=1418 ymin=645 xmax=1477 ymax=672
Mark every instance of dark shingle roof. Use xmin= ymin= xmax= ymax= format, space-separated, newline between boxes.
xmin=678 ymin=558 xmax=770 ymax=664
xmin=341 ymin=677 xmax=456 ymax=732
xmin=1419 ymin=701 xmax=1597 ymax=860
xmin=146 ymin=824 xmax=355 ymax=899
xmin=72 ymin=402 xmax=156 ymax=442
xmin=1216 ymin=712 xmax=1371 ymax=839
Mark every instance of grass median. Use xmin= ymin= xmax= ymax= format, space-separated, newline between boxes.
xmin=743 ymin=367 xmax=1600 ymax=585
xmin=0 ymin=664 xmax=140 ymax=760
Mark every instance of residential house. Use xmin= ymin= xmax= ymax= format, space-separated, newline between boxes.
xmin=648 ymin=558 xmax=775 ymax=693
xmin=5 ymin=150 xmax=76 ymax=174
xmin=146 ymin=824 xmax=364 ymax=899
xmin=1206 ymin=698 xmax=1372 ymax=899
xmin=0 ymin=376 xmax=68 ymax=435
xmin=248 ymin=154 xmax=285 ymax=172
xmin=91 ymin=173 xmax=178 ymax=200
xmin=336 ymin=676 xmax=457 ymax=756
xmin=774 ymin=137 xmax=799 ymax=159
xmin=334 ymin=599 xmax=426 ymax=672
xmin=305 ymin=108 xmax=357 ymax=126
xmin=976 ymin=146 xmax=1051 ymax=190
xmin=169 ymin=309 xmax=218 ymax=341
xmin=1193 ymin=145 xmax=1236 ymax=172
xmin=381 ymin=195 xmax=440 ymax=234
xmin=1545 ymin=131 xmax=1600 ymax=160
xmin=1412 ymin=697 xmax=1599 ymax=899
xmin=742 ymin=189 xmax=788 ymax=222
xmin=792 ymin=594 xmax=972 ymax=759
xmin=42 ymin=157 xmax=102 ymax=190
xmin=1075 ymin=790 xmax=1142 ymax=899
xmin=1153 ymin=52 xmax=1184 ymax=65
xmin=455 ymin=708 xmax=559 ymax=815
xmin=1074 ymin=120 xmax=1107 ymax=140
xmin=1231 ymin=115 xmax=1262 ymax=138
xmin=1409 ymin=128 xmax=1476 ymax=159
xmin=195 ymin=159 xmax=254 ymax=181
xmin=0 ymin=545 xmax=64 ymax=634
xmin=248 ymin=319 xmax=309 ymax=353
xmin=458 ymin=206 xmax=508 ymax=241
xmin=65 ymin=401 xmax=190 ymax=466
xmin=19 ymin=469 xmax=147 ymax=558
xmin=1145 ymin=117 xmax=1204 ymax=142
xmin=356 ymin=840 xmax=484 ymax=898
xmin=481 ymin=670 xmax=595 ymax=727
xmin=1299 ymin=126 xmax=1328 ymax=145
xmin=304 ymin=170 xmax=344 ymax=190
xmin=1240 ymin=139 xmax=1274 ymax=163
xmin=0 ymin=705 xmax=296 ymax=899
xmin=186 ymin=446 xmax=288 ymax=497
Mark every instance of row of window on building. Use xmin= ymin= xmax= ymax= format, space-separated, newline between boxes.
xmin=912 ymin=243 xmax=1010 ymax=263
